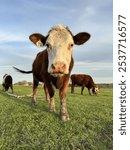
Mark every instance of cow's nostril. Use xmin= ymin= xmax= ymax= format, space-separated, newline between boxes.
xmin=62 ymin=64 xmax=66 ymax=70
xmin=51 ymin=62 xmax=66 ymax=73
xmin=51 ymin=64 xmax=55 ymax=70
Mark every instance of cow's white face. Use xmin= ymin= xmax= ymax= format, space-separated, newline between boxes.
xmin=93 ymin=87 xmax=99 ymax=95
xmin=46 ymin=25 xmax=74 ymax=76
xmin=29 ymin=24 xmax=90 ymax=77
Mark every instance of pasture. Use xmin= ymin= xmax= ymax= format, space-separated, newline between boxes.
xmin=0 ymin=85 xmax=112 ymax=150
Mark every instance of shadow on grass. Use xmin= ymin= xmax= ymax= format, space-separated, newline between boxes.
xmin=0 ymin=90 xmax=59 ymax=119
xmin=69 ymin=92 xmax=91 ymax=96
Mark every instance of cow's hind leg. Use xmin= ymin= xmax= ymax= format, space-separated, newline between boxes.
xmin=32 ymin=79 xmax=39 ymax=105
xmin=44 ymin=84 xmax=50 ymax=103
xmin=81 ymin=85 xmax=85 ymax=95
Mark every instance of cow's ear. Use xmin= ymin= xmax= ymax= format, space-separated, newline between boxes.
xmin=74 ymin=32 xmax=91 ymax=45
xmin=29 ymin=33 xmax=46 ymax=47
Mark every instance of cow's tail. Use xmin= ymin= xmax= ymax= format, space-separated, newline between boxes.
xmin=13 ymin=66 xmax=32 ymax=74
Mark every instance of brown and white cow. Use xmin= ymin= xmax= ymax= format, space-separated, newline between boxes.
xmin=2 ymin=74 xmax=13 ymax=93
xmin=14 ymin=25 xmax=90 ymax=121
xmin=71 ymin=74 xmax=99 ymax=96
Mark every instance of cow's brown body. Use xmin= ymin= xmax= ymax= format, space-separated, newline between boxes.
xmin=32 ymin=50 xmax=74 ymax=119
xmin=71 ymin=74 xmax=98 ymax=95
xmin=13 ymin=25 xmax=90 ymax=121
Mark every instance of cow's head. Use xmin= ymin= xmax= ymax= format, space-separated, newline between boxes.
xmin=29 ymin=24 xmax=90 ymax=77
xmin=4 ymin=84 xmax=10 ymax=91
xmin=92 ymin=87 xmax=99 ymax=96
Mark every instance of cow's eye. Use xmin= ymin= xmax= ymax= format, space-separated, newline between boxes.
xmin=68 ymin=43 xmax=74 ymax=50
xmin=70 ymin=43 xmax=74 ymax=47
xmin=46 ymin=43 xmax=51 ymax=49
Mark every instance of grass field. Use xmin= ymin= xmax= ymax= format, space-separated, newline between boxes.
xmin=0 ymin=85 xmax=112 ymax=150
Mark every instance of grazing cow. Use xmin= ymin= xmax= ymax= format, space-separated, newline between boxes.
xmin=2 ymin=74 xmax=13 ymax=93
xmin=13 ymin=24 xmax=90 ymax=121
xmin=71 ymin=74 xmax=99 ymax=96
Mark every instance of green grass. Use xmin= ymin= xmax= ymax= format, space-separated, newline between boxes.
xmin=0 ymin=85 xmax=112 ymax=150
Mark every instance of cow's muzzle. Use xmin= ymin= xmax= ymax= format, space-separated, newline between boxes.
xmin=50 ymin=61 xmax=67 ymax=76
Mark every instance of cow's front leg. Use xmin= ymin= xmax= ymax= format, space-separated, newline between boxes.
xmin=71 ymin=83 xmax=74 ymax=93
xmin=10 ymin=85 xmax=14 ymax=94
xmin=60 ymin=97 xmax=69 ymax=121
xmin=45 ymin=81 xmax=56 ymax=112
xmin=2 ymin=85 xmax=5 ymax=92
xmin=88 ymin=88 xmax=91 ymax=95
xmin=59 ymin=77 xmax=69 ymax=121
xmin=49 ymin=96 xmax=56 ymax=112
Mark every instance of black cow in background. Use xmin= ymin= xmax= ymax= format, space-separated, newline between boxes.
xmin=2 ymin=74 xmax=13 ymax=93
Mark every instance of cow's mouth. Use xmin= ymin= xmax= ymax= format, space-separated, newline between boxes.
xmin=51 ymin=73 xmax=65 ymax=77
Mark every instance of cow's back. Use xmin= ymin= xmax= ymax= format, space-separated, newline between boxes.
xmin=5 ymin=75 xmax=13 ymax=85
xmin=71 ymin=74 xmax=88 ymax=85
xmin=3 ymin=75 xmax=12 ymax=85
xmin=71 ymin=74 xmax=94 ymax=86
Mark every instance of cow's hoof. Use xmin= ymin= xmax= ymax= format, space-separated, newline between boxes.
xmin=31 ymin=101 xmax=36 ymax=106
xmin=50 ymin=108 xmax=56 ymax=112
xmin=61 ymin=115 xmax=70 ymax=121
xmin=46 ymin=99 xmax=50 ymax=103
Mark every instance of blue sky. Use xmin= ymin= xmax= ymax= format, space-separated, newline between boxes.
xmin=0 ymin=0 xmax=113 ymax=83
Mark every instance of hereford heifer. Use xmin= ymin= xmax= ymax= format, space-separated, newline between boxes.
xmin=71 ymin=74 xmax=99 ymax=96
xmin=2 ymin=74 xmax=13 ymax=93
xmin=13 ymin=24 xmax=90 ymax=121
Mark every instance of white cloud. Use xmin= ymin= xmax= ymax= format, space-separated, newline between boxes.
xmin=0 ymin=31 xmax=27 ymax=43
xmin=72 ymin=61 xmax=113 ymax=83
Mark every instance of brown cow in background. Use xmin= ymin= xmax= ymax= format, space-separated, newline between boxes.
xmin=13 ymin=24 xmax=91 ymax=121
xmin=71 ymin=74 xmax=99 ymax=96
